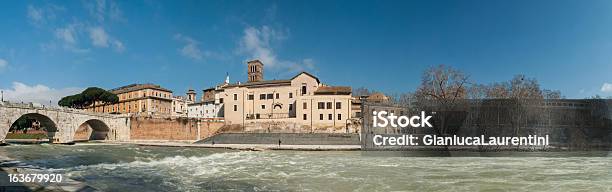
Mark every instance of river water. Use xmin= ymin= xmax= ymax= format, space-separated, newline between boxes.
xmin=0 ymin=144 xmax=611 ymax=191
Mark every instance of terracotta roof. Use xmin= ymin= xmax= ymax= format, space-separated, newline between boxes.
xmin=110 ymin=83 xmax=172 ymax=94
xmin=366 ymin=93 xmax=390 ymax=101
xmin=314 ymin=86 xmax=352 ymax=95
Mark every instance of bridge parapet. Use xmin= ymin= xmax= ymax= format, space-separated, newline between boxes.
xmin=0 ymin=101 xmax=120 ymax=118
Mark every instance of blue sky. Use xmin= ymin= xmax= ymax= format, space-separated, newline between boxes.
xmin=1 ymin=0 xmax=612 ymax=104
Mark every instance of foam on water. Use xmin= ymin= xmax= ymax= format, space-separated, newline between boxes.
xmin=2 ymin=145 xmax=612 ymax=191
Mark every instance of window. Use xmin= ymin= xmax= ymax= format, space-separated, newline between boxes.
xmin=328 ymin=114 xmax=332 ymax=120
xmin=301 ymin=85 xmax=307 ymax=95
xmin=326 ymin=102 xmax=332 ymax=109
xmin=289 ymin=93 xmax=293 ymax=98
xmin=261 ymin=105 xmax=266 ymax=109
xmin=248 ymin=94 xmax=254 ymax=100
xmin=338 ymin=114 xmax=342 ymax=120
xmin=220 ymin=98 xmax=224 ymax=103
xmin=303 ymin=102 xmax=307 ymax=109
xmin=260 ymin=94 xmax=266 ymax=100
xmin=289 ymin=104 xmax=293 ymax=111
xmin=336 ymin=102 xmax=342 ymax=109
xmin=320 ymin=114 xmax=324 ymax=120
xmin=233 ymin=105 xmax=237 ymax=111
xmin=303 ymin=114 xmax=307 ymax=120
xmin=275 ymin=93 xmax=279 ymax=99
xmin=233 ymin=94 xmax=238 ymax=100
xmin=267 ymin=94 xmax=273 ymax=99
xmin=318 ymin=102 xmax=325 ymax=109
xmin=256 ymin=114 xmax=261 ymax=119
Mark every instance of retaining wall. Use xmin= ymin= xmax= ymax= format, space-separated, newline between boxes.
xmin=196 ymin=133 xmax=360 ymax=145
xmin=130 ymin=116 xmax=224 ymax=140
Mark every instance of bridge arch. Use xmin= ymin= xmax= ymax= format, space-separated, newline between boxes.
xmin=74 ymin=119 xmax=111 ymax=141
xmin=8 ymin=113 xmax=58 ymax=141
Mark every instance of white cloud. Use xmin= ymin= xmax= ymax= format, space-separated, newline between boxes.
xmin=85 ymin=0 xmax=126 ymax=23
xmin=601 ymin=83 xmax=612 ymax=93
xmin=26 ymin=4 xmax=63 ymax=27
xmin=238 ymin=26 xmax=315 ymax=73
xmin=174 ymin=34 xmax=206 ymax=60
xmin=112 ymin=40 xmax=125 ymax=52
xmin=49 ymin=23 xmax=92 ymax=53
xmin=240 ymin=26 xmax=280 ymax=67
xmin=109 ymin=1 xmax=126 ymax=22
xmin=27 ymin=5 xmax=44 ymax=25
xmin=0 ymin=82 xmax=81 ymax=106
xmin=88 ymin=26 xmax=124 ymax=52
xmin=0 ymin=59 xmax=7 ymax=70
xmin=89 ymin=26 xmax=109 ymax=47
xmin=55 ymin=24 xmax=78 ymax=44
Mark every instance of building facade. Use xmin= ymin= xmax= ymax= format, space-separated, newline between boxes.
xmin=171 ymin=89 xmax=196 ymax=117
xmin=221 ymin=60 xmax=353 ymax=131
xmin=89 ymin=83 xmax=173 ymax=115
xmin=171 ymin=96 xmax=191 ymax=117
xmin=187 ymin=88 xmax=224 ymax=118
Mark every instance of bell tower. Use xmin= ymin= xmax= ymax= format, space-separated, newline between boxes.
xmin=186 ymin=89 xmax=196 ymax=102
xmin=247 ymin=60 xmax=264 ymax=82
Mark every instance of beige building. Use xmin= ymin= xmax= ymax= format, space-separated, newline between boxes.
xmin=89 ymin=83 xmax=173 ymax=115
xmin=170 ymin=89 xmax=196 ymax=117
xmin=221 ymin=60 xmax=353 ymax=132
xmin=187 ymin=88 xmax=224 ymax=119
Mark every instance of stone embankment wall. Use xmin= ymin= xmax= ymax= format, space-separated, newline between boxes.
xmin=196 ymin=133 xmax=360 ymax=145
xmin=233 ymin=119 xmax=361 ymax=134
xmin=130 ymin=116 xmax=224 ymax=141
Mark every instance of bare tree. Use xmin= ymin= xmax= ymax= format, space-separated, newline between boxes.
xmin=415 ymin=64 xmax=469 ymax=108
xmin=508 ymin=75 xmax=543 ymax=99
xmin=353 ymin=87 xmax=372 ymax=97
xmin=414 ymin=65 xmax=471 ymax=135
xmin=485 ymin=82 xmax=510 ymax=99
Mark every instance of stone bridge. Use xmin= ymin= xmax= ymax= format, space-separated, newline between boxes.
xmin=0 ymin=102 xmax=130 ymax=143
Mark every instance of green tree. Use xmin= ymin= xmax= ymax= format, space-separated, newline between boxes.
xmin=58 ymin=87 xmax=118 ymax=110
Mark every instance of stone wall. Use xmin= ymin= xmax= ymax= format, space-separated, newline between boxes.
xmin=196 ymin=133 xmax=360 ymax=145
xmin=232 ymin=119 xmax=361 ymax=134
xmin=129 ymin=116 xmax=224 ymax=141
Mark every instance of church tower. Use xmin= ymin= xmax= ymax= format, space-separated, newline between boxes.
xmin=186 ymin=89 xmax=196 ymax=102
xmin=247 ymin=60 xmax=264 ymax=82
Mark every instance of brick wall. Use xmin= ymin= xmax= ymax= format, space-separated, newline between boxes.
xmin=130 ymin=116 xmax=224 ymax=140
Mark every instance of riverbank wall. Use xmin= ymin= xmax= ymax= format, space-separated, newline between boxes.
xmin=130 ymin=116 xmax=224 ymax=141
xmin=196 ymin=133 xmax=360 ymax=145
